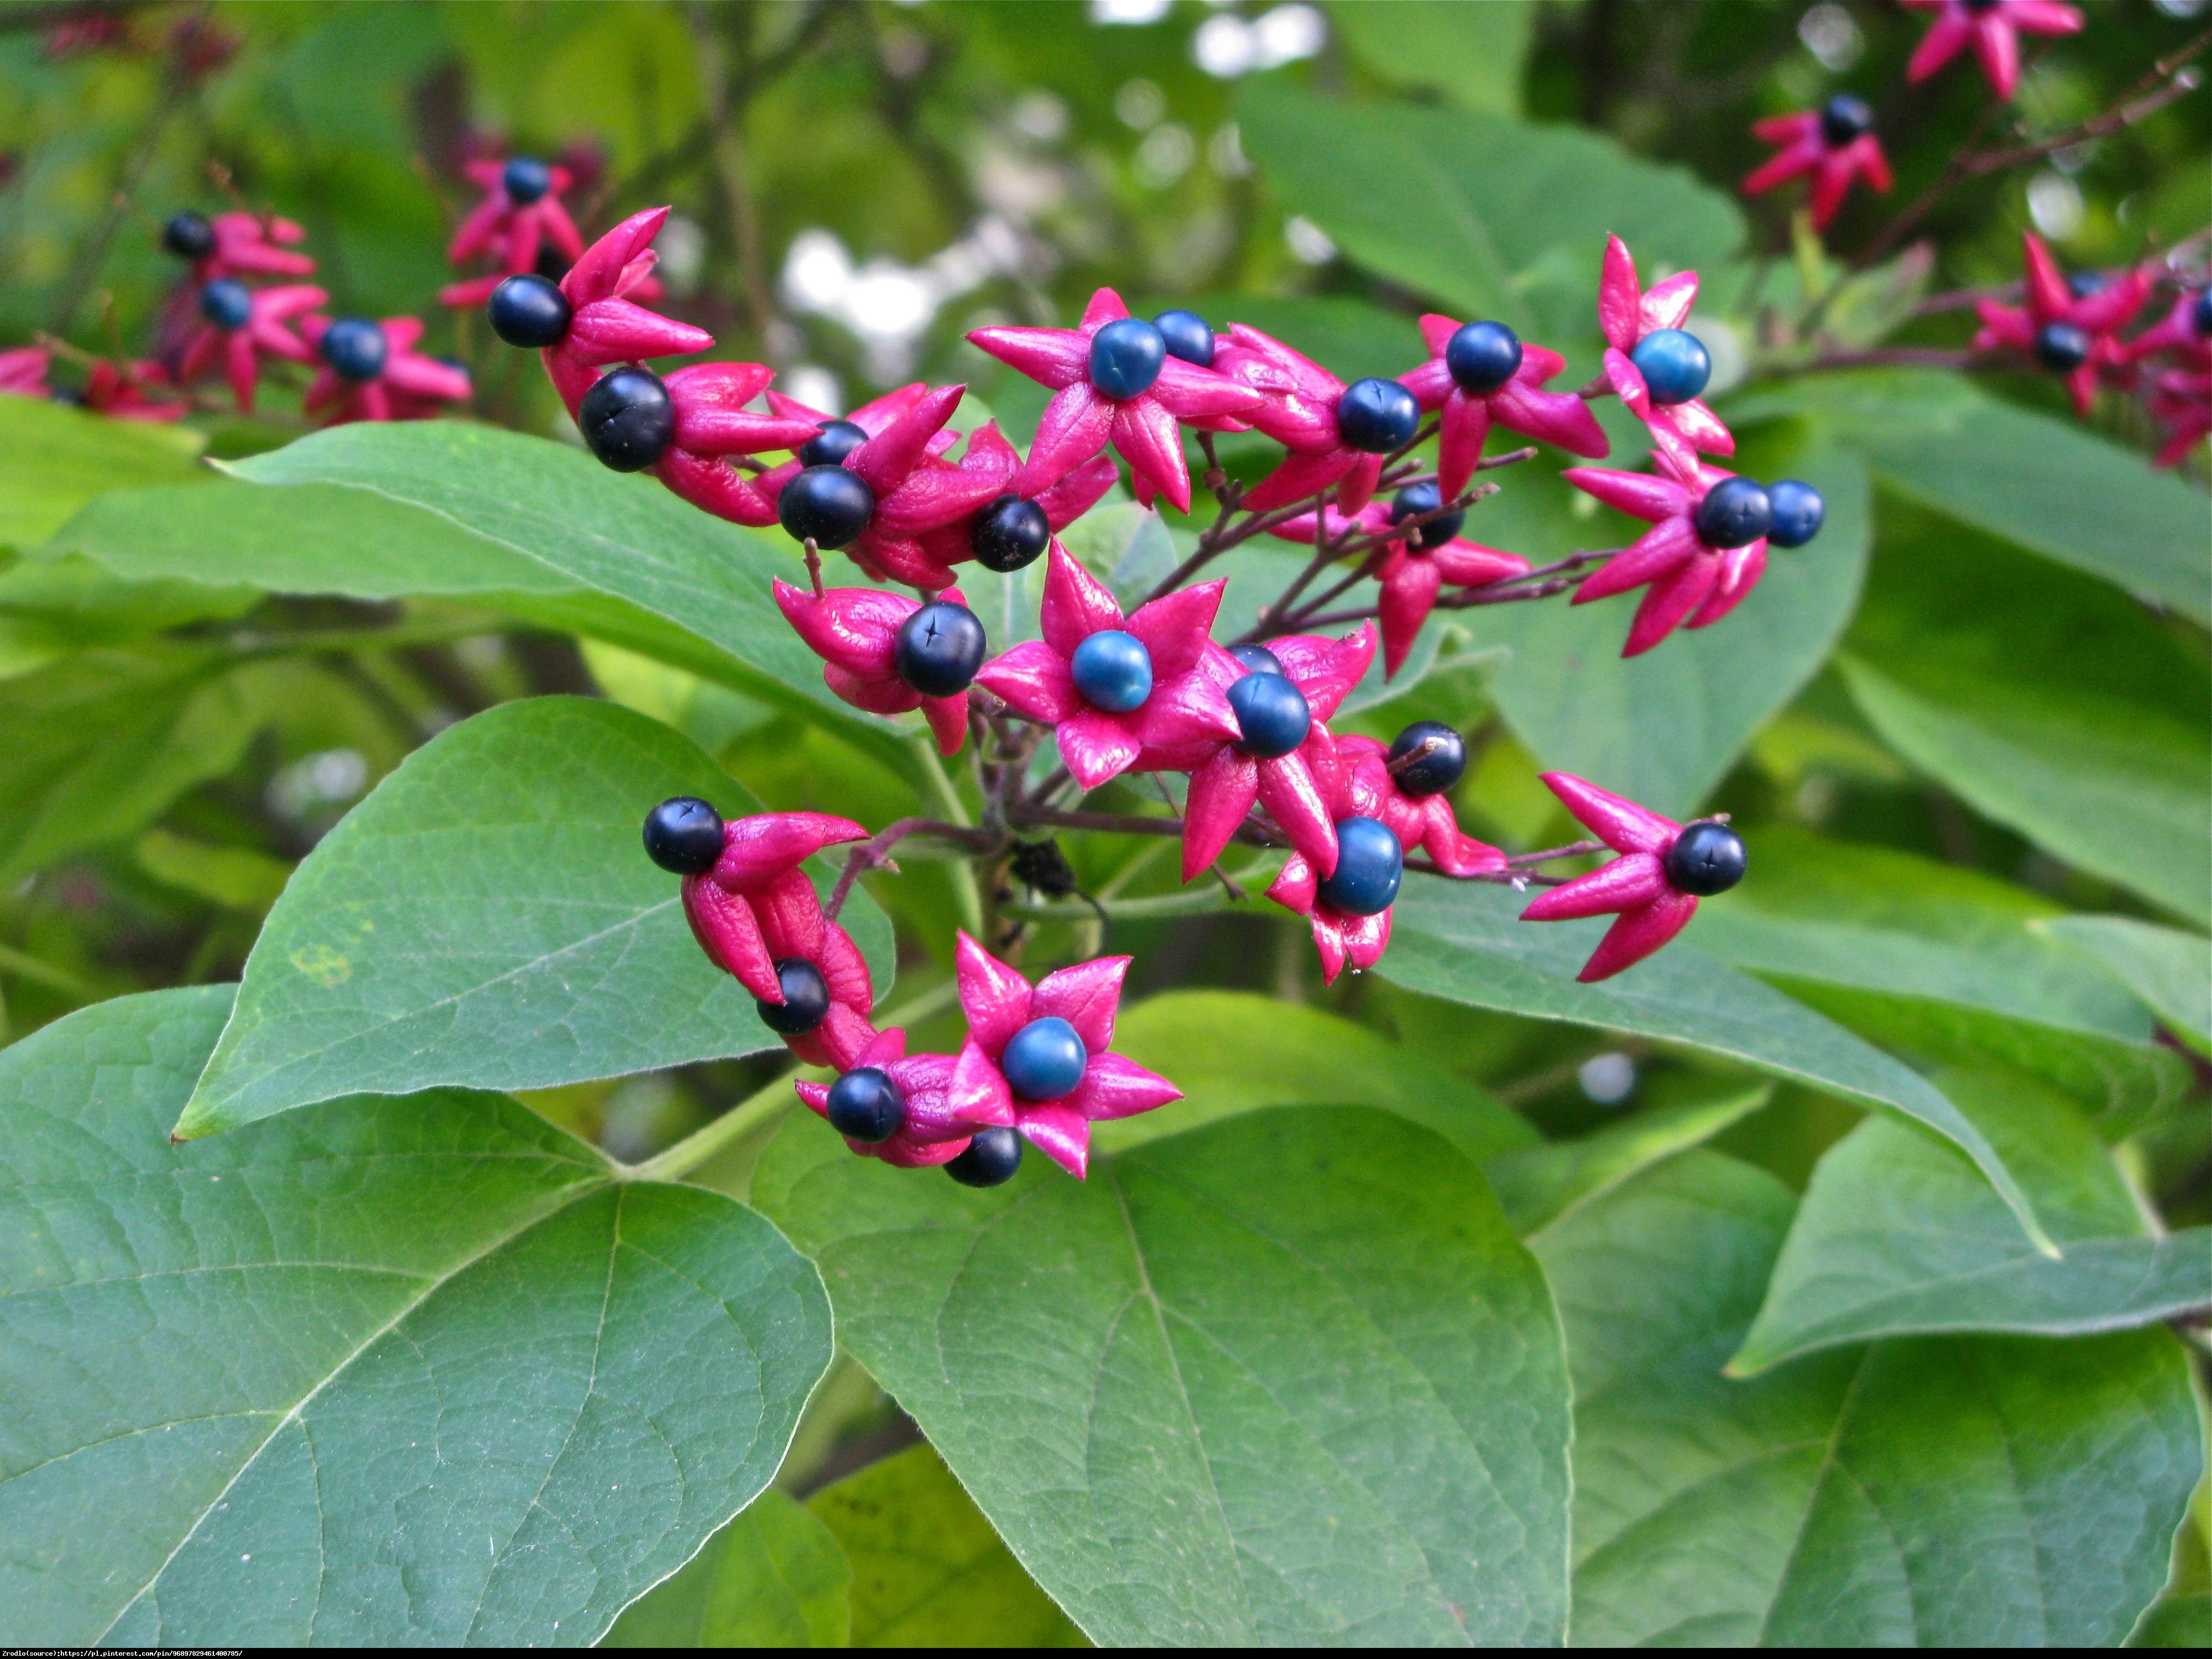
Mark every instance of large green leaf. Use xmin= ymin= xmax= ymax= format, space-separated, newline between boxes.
xmin=0 ymin=554 xmax=256 ymax=679
xmin=1485 ymin=1087 xmax=1770 ymax=1237
xmin=2038 ymin=915 xmax=2212 ymax=1057
xmin=750 ymin=1105 xmax=1573 ymax=1646
xmin=1535 ymin=1150 xmax=2201 ymax=1646
xmin=1385 ymin=875 xmax=2052 ymax=1246
xmin=0 ymin=393 xmax=204 ymax=551
xmin=1731 ymin=1070 xmax=2212 ymax=1372
xmin=177 ymin=696 xmax=894 ymax=1139
xmin=604 ymin=1489 xmax=852 ymax=1648
xmin=1326 ymin=0 xmax=1535 ymax=114
xmin=0 ymin=986 xmax=832 ymax=1646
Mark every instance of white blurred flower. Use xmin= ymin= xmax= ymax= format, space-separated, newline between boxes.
xmin=1797 ymin=3 xmax=1863 ymax=71
xmin=1209 ymin=121 xmax=1251 ymax=178
xmin=267 ymin=749 xmax=368 ymax=820
xmin=1091 ymin=0 xmax=1171 ymax=23
xmin=1578 ymin=1052 xmax=1637 ymax=1105
xmin=1285 ymin=215 xmax=1336 ymax=265
xmin=1115 ymin=77 xmax=1166 ymax=129
xmin=780 ymin=365 xmax=842 ymax=415
xmin=2028 ymin=170 xmax=2084 ymax=241
xmin=1136 ymin=123 xmax=1196 ymax=187
xmin=652 ymin=213 xmax=707 ymax=295
xmin=779 ymin=221 xmax=1035 ymax=382
xmin=1013 ymin=90 xmax=1069 ymax=144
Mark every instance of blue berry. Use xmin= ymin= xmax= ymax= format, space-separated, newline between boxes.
xmin=643 ymin=795 xmax=723 ymax=874
xmin=1335 ymin=376 xmax=1421 ymax=453
xmin=1088 ymin=316 xmax=1166 ymax=400
xmin=1389 ymin=481 xmax=1464 ymax=551
xmin=502 ymin=156 xmax=552 ymax=205
xmin=826 ymin=1066 xmax=905 ymax=1142
xmin=757 ymin=958 xmax=830 ymax=1036
xmin=1228 ymin=671 xmax=1311 ymax=760
xmin=2192 ymin=289 xmax=2212 ymax=338
xmin=1630 ymin=329 xmax=1710 ymax=406
xmin=2067 ymin=270 xmax=2106 ymax=300
xmin=535 ymin=242 xmax=573 ymax=282
xmin=1316 ymin=816 xmax=1402 ymax=917
xmin=1070 ymin=629 xmax=1152 ymax=713
xmin=1819 ymin=94 xmax=1874 ymax=148
xmin=1444 ymin=320 xmax=1522 ymax=395
xmin=778 ymin=463 xmax=875 ymax=548
xmin=319 ymin=317 xmax=389 ymax=383
xmin=946 ymin=1125 xmax=1024 ymax=1186
xmin=163 ymin=210 xmax=214 ymax=260
xmin=895 ymin=601 xmax=987 ymax=697
xmin=1765 ymin=479 xmax=1826 ymax=549
xmin=971 ymin=494 xmax=1050 ymax=572
xmin=2034 ymin=321 xmax=2090 ymax=373
xmin=1694 ymin=477 xmax=1772 ymax=549
xmin=487 ymin=273 xmax=571 ymax=348
xmin=1387 ymin=721 xmax=1465 ymax=796
xmin=1153 ymin=309 xmax=1215 ymax=367
xmin=580 ymin=366 xmax=675 ymax=472
xmin=799 ymin=419 xmax=867 ymax=468
xmin=1001 ymin=1016 xmax=1088 ymax=1100
xmin=1666 ymin=821 xmax=1746 ymax=896
xmin=198 ymin=279 xmax=252 ymax=330
xmin=1230 ymin=644 xmax=1284 ymax=676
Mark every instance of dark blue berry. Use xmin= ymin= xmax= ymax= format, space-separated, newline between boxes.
xmin=1444 ymin=320 xmax=1522 ymax=395
xmin=1694 ymin=477 xmax=1772 ymax=549
xmin=1316 ymin=816 xmax=1402 ymax=917
xmin=643 ymin=795 xmax=724 ymax=875
xmin=1001 ymin=1016 xmax=1088 ymax=1100
xmin=2034 ymin=321 xmax=2090 ymax=373
xmin=946 ymin=1125 xmax=1024 ymax=1186
xmin=1819 ymin=94 xmax=1874 ymax=148
xmin=1230 ymin=644 xmax=1284 ymax=676
xmin=163 ymin=210 xmax=215 ymax=261
xmin=1387 ymin=721 xmax=1465 ymax=796
xmin=1630 ymin=329 xmax=1710 ymax=406
xmin=535 ymin=242 xmax=573 ymax=282
xmin=895 ymin=601 xmax=987 ymax=697
xmin=1335 ymin=376 xmax=1421 ymax=453
xmin=1070 ymin=629 xmax=1152 ymax=713
xmin=502 ymin=156 xmax=552 ymax=205
xmin=319 ymin=317 xmax=389 ymax=383
xmin=1153 ymin=309 xmax=1215 ymax=367
xmin=1228 ymin=671 xmax=1311 ymax=760
xmin=1389 ymin=481 xmax=1464 ymax=551
xmin=826 ymin=1066 xmax=905 ymax=1142
xmin=198 ymin=279 xmax=252 ymax=330
xmin=970 ymin=494 xmax=1050 ymax=572
xmin=1960 ymin=0 xmax=2002 ymax=11
xmin=1666 ymin=821 xmax=1746 ymax=896
xmin=2067 ymin=270 xmax=2106 ymax=300
xmin=487 ymin=273 xmax=571 ymax=348
xmin=580 ymin=366 xmax=675 ymax=472
xmin=757 ymin=958 xmax=830 ymax=1036
xmin=1088 ymin=316 xmax=1166 ymax=400
xmin=778 ymin=463 xmax=875 ymax=549
xmin=2192 ymin=289 xmax=2212 ymax=338
xmin=1765 ymin=479 xmax=1826 ymax=549
xmin=799 ymin=419 xmax=867 ymax=468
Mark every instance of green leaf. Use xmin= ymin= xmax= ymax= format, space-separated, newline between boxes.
xmin=808 ymin=1444 xmax=1086 ymax=1647
xmin=134 ymin=828 xmax=292 ymax=912
xmin=1095 ymin=988 xmax=1538 ymax=1161
xmin=2038 ymin=915 xmax=2212 ymax=1058
xmin=0 ymin=393 xmax=204 ymax=551
xmin=1385 ymin=875 xmax=2054 ymax=1249
xmin=0 ymin=986 xmax=832 ymax=1646
xmin=1326 ymin=0 xmax=1535 ymax=114
xmin=2133 ymin=1592 xmax=2212 ymax=1648
xmin=1730 ymin=1070 xmax=2212 ymax=1372
xmin=604 ymin=1490 xmax=852 ymax=1648
xmin=0 ymin=554 xmax=256 ymax=679
xmin=750 ymin=1105 xmax=1573 ymax=1646
xmin=1485 ymin=1086 xmax=1770 ymax=1237
xmin=1535 ymin=1150 xmax=2202 ymax=1646
xmin=177 ymin=696 xmax=895 ymax=1139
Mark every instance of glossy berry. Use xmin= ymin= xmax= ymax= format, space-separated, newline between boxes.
xmin=1335 ymin=376 xmax=1421 ymax=453
xmin=643 ymin=795 xmax=724 ymax=875
xmin=2033 ymin=321 xmax=2090 ymax=373
xmin=1088 ymin=316 xmax=1167 ymax=400
xmin=1389 ymin=481 xmax=1464 ymax=551
xmin=1230 ymin=643 xmax=1284 ymax=676
xmin=1766 ymin=479 xmax=1826 ymax=549
xmin=1444 ymin=320 xmax=1524 ymax=395
xmin=1387 ymin=721 xmax=1467 ymax=797
xmin=894 ymin=601 xmax=987 ymax=697
xmin=1228 ymin=671 xmax=1311 ymax=760
xmin=1316 ymin=815 xmax=1403 ymax=917
xmin=502 ymin=156 xmax=552 ymax=205
xmin=163 ymin=210 xmax=215 ymax=260
xmin=319 ymin=317 xmax=389 ymax=383
xmin=1630 ymin=328 xmax=1710 ymax=406
xmin=757 ymin=957 xmax=830 ymax=1035
xmin=1819 ymin=93 xmax=1874 ymax=148
xmin=825 ymin=1066 xmax=904 ymax=1142
xmin=970 ymin=494 xmax=1050 ymax=572
xmin=198 ymin=279 xmax=252 ymax=330
xmin=1001 ymin=1015 xmax=1088 ymax=1100
xmin=778 ymin=463 xmax=875 ymax=548
xmin=1070 ymin=629 xmax=1152 ymax=713
xmin=487 ymin=273 xmax=571 ymax=347
xmin=580 ymin=366 xmax=675 ymax=472
xmin=946 ymin=1125 xmax=1024 ymax=1187
xmin=1666 ymin=820 xmax=1746 ymax=896
xmin=2192 ymin=288 xmax=2212 ymax=337
xmin=1694 ymin=477 xmax=1772 ymax=549
xmin=1153 ymin=308 xmax=1215 ymax=367
xmin=798 ymin=419 xmax=867 ymax=468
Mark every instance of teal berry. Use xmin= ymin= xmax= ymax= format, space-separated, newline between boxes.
xmin=1070 ymin=629 xmax=1152 ymax=712
xmin=1229 ymin=644 xmax=1284 ymax=676
xmin=1227 ymin=671 xmax=1311 ymax=760
xmin=1316 ymin=816 xmax=1402 ymax=916
xmin=1152 ymin=309 xmax=1215 ymax=367
xmin=1001 ymin=1016 xmax=1088 ymax=1100
xmin=1088 ymin=316 xmax=1167 ymax=400
xmin=198 ymin=279 xmax=252 ymax=330
xmin=1630 ymin=328 xmax=1709 ymax=405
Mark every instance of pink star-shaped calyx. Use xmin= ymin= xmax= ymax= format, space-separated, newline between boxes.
xmin=300 ymin=315 xmax=471 ymax=424
xmin=1974 ymin=231 xmax=2151 ymax=418
xmin=2125 ymin=288 xmax=2212 ymax=371
xmin=906 ymin=424 xmax=1120 ymax=592
xmin=1265 ymin=748 xmax=1400 ymax=987
xmin=941 ymin=932 xmax=1179 ymax=1178
xmin=648 ymin=359 xmax=823 ymax=526
xmin=795 ymin=1026 xmax=1010 ymax=1168
xmin=194 ymin=212 xmax=316 ymax=281
xmin=1599 ymin=234 xmax=1734 ymax=473
xmin=967 ymin=287 xmax=1264 ymax=513
xmin=1334 ymin=733 xmax=1505 ymax=879
xmin=80 ymin=358 xmax=187 ymax=421
xmin=0 ymin=348 xmax=51 ymax=398
xmin=973 ymin=545 xmax=1240 ymax=791
xmin=1903 ymin=0 xmax=2081 ymax=100
xmin=1210 ymin=324 xmax=1419 ymax=513
xmin=774 ymin=578 xmax=978 ymax=757
xmin=2148 ymin=367 xmax=2211 ymax=468
xmin=544 ymin=207 xmax=716 ymax=414
xmin=1400 ymin=314 xmax=1609 ymax=497
xmin=1563 ymin=451 xmax=1766 ymax=658
xmin=1519 ymin=773 xmax=1713 ymax=982
xmin=178 ymin=283 xmax=323 ymax=413
xmin=440 ymin=158 xmax=585 ymax=307
xmin=1742 ymin=109 xmax=1894 ymax=231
